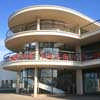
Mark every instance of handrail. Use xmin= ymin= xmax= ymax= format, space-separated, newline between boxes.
xmin=80 ymin=19 xmax=100 ymax=35
xmin=3 ymin=52 xmax=35 ymax=62
xmin=6 ymin=19 xmax=79 ymax=39
xmin=2 ymin=51 xmax=100 ymax=66
xmin=82 ymin=51 xmax=100 ymax=61
xmin=3 ymin=51 xmax=80 ymax=63
xmin=39 ymin=51 xmax=80 ymax=61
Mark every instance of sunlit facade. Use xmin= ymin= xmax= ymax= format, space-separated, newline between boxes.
xmin=1 ymin=5 xmax=100 ymax=96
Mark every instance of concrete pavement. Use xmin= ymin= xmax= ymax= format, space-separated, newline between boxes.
xmin=0 ymin=94 xmax=100 ymax=100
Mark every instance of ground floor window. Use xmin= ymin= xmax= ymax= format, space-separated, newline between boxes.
xmin=38 ymin=68 xmax=76 ymax=94
xmin=19 ymin=68 xmax=76 ymax=94
xmin=83 ymin=69 xmax=100 ymax=94
xmin=20 ymin=69 xmax=34 ymax=94
xmin=0 ymin=80 xmax=16 ymax=89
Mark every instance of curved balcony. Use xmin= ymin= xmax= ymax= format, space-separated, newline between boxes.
xmin=6 ymin=19 xmax=79 ymax=39
xmin=2 ymin=51 xmax=80 ymax=71
xmin=5 ymin=20 xmax=80 ymax=51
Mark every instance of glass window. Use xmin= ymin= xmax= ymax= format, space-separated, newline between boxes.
xmin=84 ymin=72 xmax=100 ymax=93
xmin=20 ymin=69 xmax=34 ymax=93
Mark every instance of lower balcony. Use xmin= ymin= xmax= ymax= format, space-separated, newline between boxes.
xmin=2 ymin=52 xmax=80 ymax=71
xmin=2 ymin=50 xmax=100 ymax=71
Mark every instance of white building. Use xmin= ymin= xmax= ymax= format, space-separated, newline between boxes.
xmin=0 ymin=5 xmax=100 ymax=96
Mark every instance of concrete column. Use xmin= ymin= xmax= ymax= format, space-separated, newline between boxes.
xmin=76 ymin=69 xmax=83 ymax=95
xmin=76 ymin=46 xmax=81 ymax=61
xmin=35 ymin=42 xmax=39 ymax=60
xmin=78 ymin=28 xmax=81 ymax=35
xmin=34 ymin=68 xmax=38 ymax=97
xmin=16 ymin=71 xmax=20 ymax=94
xmin=37 ymin=17 xmax=40 ymax=30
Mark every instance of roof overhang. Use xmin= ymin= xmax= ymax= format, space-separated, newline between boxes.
xmin=8 ymin=5 xmax=100 ymax=28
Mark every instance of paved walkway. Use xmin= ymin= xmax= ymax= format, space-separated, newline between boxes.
xmin=0 ymin=94 xmax=100 ymax=100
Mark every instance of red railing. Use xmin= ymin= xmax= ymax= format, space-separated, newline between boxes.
xmin=4 ymin=52 xmax=35 ymax=62
xmin=3 ymin=52 xmax=80 ymax=62
xmin=4 ymin=51 xmax=100 ymax=63
xmin=39 ymin=52 xmax=80 ymax=61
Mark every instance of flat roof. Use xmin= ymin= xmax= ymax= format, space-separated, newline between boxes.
xmin=8 ymin=5 xmax=100 ymax=28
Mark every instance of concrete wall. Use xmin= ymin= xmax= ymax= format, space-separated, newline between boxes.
xmin=0 ymin=69 xmax=16 ymax=81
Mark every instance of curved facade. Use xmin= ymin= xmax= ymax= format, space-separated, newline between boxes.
xmin=1 ymin=5 xmax=100 ymax=96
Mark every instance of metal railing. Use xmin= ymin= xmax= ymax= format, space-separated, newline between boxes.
xmin=3 ymin=51 xmax=80 ymax=64
xmin=6 ymin=19 xmax=100 ymax=39
xmin=82 ymin=51 xmax=100 ymax=61
xmin=2 ymin=51 xmax=100 ymax=65
xmin=3 ymin=52 xmax=35 ymax=62
xmin=80 ymin=19 xmax=100 ymax=35
xmin=6 ymin=21 xmax=37 ymax=38
xmin=6 ymin=19 xmax=79 ymax=39
xmin=39 ymin=52 xmax=80 ymax=61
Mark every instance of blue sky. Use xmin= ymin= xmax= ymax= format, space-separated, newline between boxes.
xmin=0 ymin=0 xmax=100 ymax=60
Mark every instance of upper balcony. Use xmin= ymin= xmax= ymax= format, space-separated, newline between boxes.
xmin=80 ymin=20 xmax=100 ymax=45
xmin=6 ymin=5 xmax=100 ymax=51
xmin=5 ymin=19 xmax=80 ymax=51
xmin=6 ymin=19 xmax=79 ymax=39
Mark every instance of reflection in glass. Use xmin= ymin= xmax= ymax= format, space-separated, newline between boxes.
xmin=20 ymin=69 xmax=34 ymax=94
xmin=84 ymin=72 xmax=100 ymax=93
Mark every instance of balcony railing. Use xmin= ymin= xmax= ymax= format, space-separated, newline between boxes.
xmin=6 ymin=19 xmax=79 ymax=39
xmin=3 ymin=51 xmax=80 ymax=64
xmin=80 ymin=19 xmax=100 ymax=35
xmin=82 ymin=52 xmax=100 ymax=61
xmin=39 ymin=52 xmax=80 ymax=61
xmin=2 ymin=51 xmax=100 ymax=67
xmin=3 ymin=52 xmax=35 ymax=62
xmin=3 ymin=50 xmax=100 ymax=64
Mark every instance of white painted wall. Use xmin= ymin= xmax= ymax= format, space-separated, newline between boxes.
xmin=0 ymin=69 xmax=16 ymax=80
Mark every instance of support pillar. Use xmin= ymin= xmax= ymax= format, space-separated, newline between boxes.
xmin=37 ymin=17 xmax=40 ymax=30
xmin=76 ymin=69 xmax=83 ymax=95
xmin=78 ymin=27 xmax=81 ymax=35
xmin=34 ymin=68 xmax=38 ymax=97
xmin=76 ymin=46 xmax=81 ymax=61
xmin=33 ymin=36 xmax=39 ymax=97
xmin=16 ymin=71 xmax=20 ymax=94
xmin=35 ymin=42 xmax=39 ymax=60
xmin=33 ymin=17 xmax=40 ymax=97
